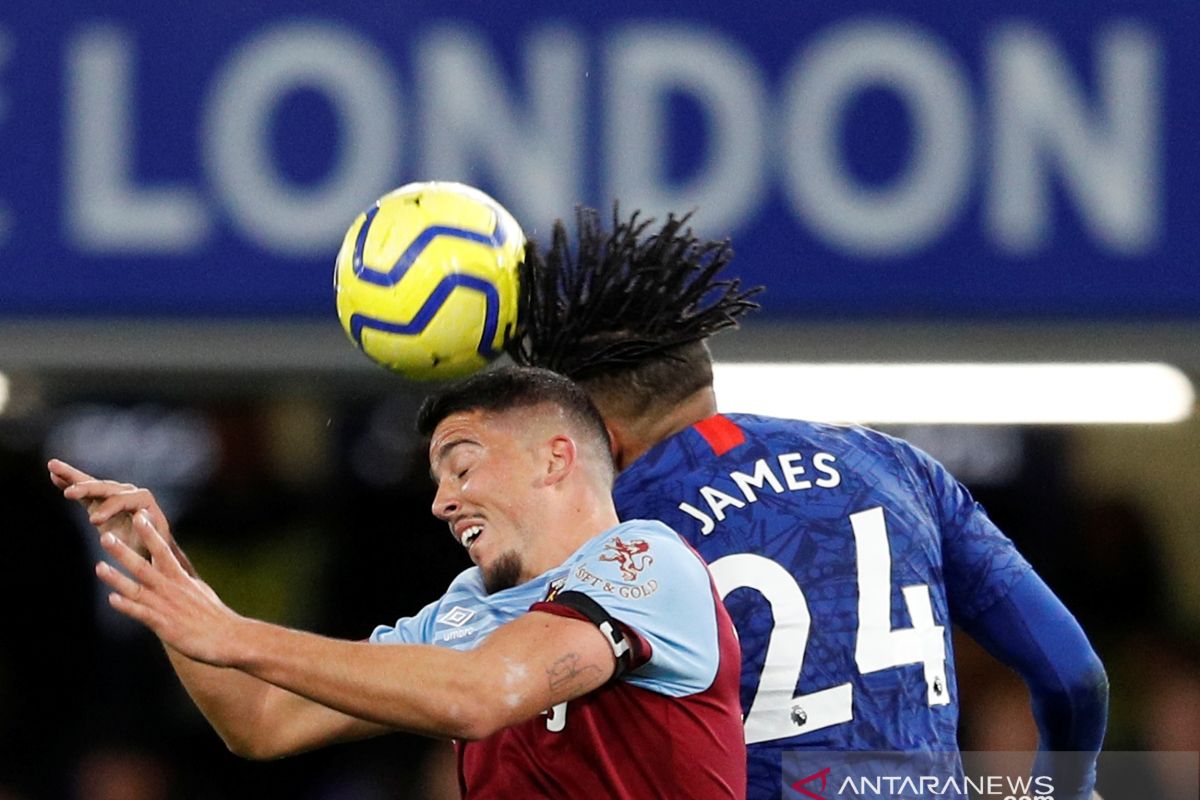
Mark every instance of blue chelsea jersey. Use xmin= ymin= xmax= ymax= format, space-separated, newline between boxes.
xmin=612 ymin=413 xmax=1032 ymax=798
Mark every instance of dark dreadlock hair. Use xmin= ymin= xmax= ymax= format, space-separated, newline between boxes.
xmin=506 ymin=205 xmax=762 ymax=412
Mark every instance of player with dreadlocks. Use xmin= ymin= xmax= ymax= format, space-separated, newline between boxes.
xmin=508 ymin=206 xmax=1109 ymax=800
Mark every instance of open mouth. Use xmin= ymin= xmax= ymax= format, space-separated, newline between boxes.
xmin=461 ymin=524 xmax=483 ymax=550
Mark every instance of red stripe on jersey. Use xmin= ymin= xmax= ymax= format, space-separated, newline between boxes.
xmin=694 ymin=414 xmax=745 ymax=456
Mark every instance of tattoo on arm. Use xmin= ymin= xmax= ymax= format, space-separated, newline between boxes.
xmin=546 ymin=652 xmax=604 ymax=697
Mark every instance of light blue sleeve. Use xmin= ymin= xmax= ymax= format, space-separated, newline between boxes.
xmin=556 ymin=520 xmax=721 ymax=697
xmin=370 ymin=567 xmax=557 ymax=651
xmin=368 ymin=595 xmax=443 ymax=645
xmin=369 ymin=569 xmax=483 ymax=645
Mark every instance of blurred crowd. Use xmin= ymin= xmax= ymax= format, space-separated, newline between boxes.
xmin=1 ymin=397 xmax=1196 ymax=800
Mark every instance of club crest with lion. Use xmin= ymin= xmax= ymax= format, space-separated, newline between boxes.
xmin=599 ymin=537 xmax=654 ymax=581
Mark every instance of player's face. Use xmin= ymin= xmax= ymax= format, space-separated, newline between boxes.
xmin=428 ymin=409 xmax=538 ymax=593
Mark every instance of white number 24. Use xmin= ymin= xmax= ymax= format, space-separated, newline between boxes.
xmin=709 ymin=507 xmax=949 ymax=745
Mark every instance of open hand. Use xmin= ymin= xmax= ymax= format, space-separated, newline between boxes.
xmin=96 ymin=513 xmax=246 ymax=668
xmin=48 ymin=459 xmax=184 ymax=569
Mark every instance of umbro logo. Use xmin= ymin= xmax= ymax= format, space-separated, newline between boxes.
xmin=437 ymin=606 xmax=476 ymax=628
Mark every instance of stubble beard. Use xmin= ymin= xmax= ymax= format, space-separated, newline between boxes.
xmin=482 ymin=550 xmax=523 ymax=594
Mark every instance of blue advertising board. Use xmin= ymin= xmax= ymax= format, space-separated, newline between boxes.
xmin=0 ymin=1 xmax=1196 ymax=320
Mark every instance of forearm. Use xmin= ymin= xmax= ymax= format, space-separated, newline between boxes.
xmin=165 ymin=644 xmax=389 ymax=759
xmin=1027 ymin=640 xmax=1108 ymax=800
xmin=224 ymin=611 xmax=613 ymax=742
xmin=97 ymin=519 xmax=613 ymax=746
xmin=963 ymin=570 xmax=1108 ymax=799
xmin=229 ymin=618 xmax=495 ymax=740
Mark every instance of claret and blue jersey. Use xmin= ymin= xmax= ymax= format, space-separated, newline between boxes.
xmin=612 ymin=413 xmax=1034 ymax=798
xmin=370 ymin=518 xmax=746 ymax=799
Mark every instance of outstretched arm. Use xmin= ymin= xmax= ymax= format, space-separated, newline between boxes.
xmin=960 ymin=569 xmax=1109 ymax=800
xmin=160 ymin=646 xmax=392 ymax=759
xmin=48 ymin=460 xmax=390 ymax=758
xmin=99 ymin=513 xmax=617 ymax=742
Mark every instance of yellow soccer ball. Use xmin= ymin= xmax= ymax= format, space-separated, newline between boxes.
xmin=334 ymin=181 xmax=524 ymax=380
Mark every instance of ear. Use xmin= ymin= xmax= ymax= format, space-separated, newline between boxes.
xmin=544 ymin=434 xmax=577 ymax=486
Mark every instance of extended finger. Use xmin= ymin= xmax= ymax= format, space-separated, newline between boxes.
xmin=95 ymin=559 xmax=145 ymax=601
xmin=47 ymin=459 xmax=95 ymax=486
xmin=106 ymin=588 xmax=169 ymax=634
xmin=133 ymin=513 xmax=186 ymax=577
xmin=63 ymin=479 xmax=137 ymax=502
xmin=99 ymin=531 xmax=164 ymax=588
xmin=86 ymin=489 xmax=156 ymax=525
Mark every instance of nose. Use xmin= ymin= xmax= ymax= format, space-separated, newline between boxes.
xmin=431 ymin=481 xmax=460 ymax=520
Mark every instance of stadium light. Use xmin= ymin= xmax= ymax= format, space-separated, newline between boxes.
xmin=712 ymin=362 xmax=1195 ymax=425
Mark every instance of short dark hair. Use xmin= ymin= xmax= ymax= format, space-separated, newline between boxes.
xmin=506 ymin=205 xmax=762 ymax=410
xmin=416 ymin=365 xmax=612 ymax=461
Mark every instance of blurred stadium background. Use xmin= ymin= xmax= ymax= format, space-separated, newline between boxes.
xmin=1 ymin=2 xmax=1197 ymax=798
